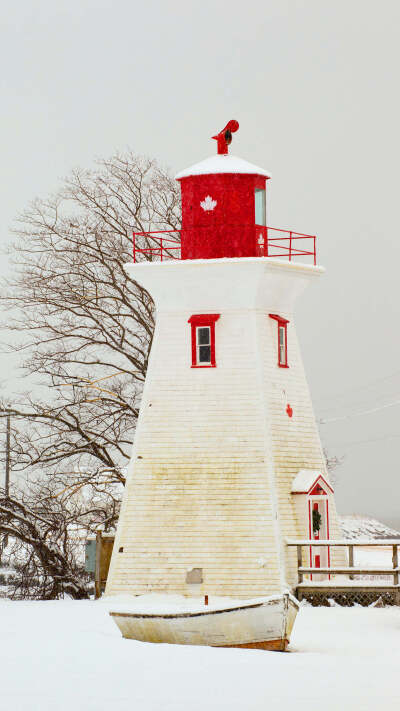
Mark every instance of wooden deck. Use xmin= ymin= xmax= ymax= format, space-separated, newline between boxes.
xmin=286 ymin=539 xmax=400 ymax=606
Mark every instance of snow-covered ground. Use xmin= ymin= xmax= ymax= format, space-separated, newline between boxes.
xmin=1 ymin=597 xmax=399 ymax=710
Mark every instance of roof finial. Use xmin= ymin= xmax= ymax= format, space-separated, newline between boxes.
xmin=212 ymin=120 xmax=239 ymax=155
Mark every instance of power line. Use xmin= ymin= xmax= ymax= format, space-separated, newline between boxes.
xmin=320 ymin=397 xmax=400 ymax=424
xmin=315 ymin=368 xmax=400 ymax=413
xmin=328 ymin=433 xmax=400 ymax=451
xmin=318 ymin=367 xmax=400 ymax=402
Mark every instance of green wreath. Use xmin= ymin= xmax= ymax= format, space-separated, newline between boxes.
xmin=312 ymin=509 xmax=322 ymax=534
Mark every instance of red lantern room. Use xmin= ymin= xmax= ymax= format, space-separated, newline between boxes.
xmin=132 ymin=120 xmax=317 ymax=265
xmin=175 ymin=121 xmax=271 ymax=260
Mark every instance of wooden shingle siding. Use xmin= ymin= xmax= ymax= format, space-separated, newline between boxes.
xmin=106 ymin=260 xmax=344 ymax=599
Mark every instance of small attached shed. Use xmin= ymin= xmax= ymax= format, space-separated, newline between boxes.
xmin=291 ymin=470 xmax=334 ymax=574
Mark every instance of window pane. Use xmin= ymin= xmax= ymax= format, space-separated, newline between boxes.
xmin=279 ymin=326 xmax=286 ymax=364
xmin=197 ymin=327 xmax=210 ymax=345
xmin=199 ymin=345 xmax=211 ymax=363
xmin=254 ymin=189 xmax=266 ymax=225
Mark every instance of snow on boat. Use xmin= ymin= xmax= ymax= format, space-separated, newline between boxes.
xmin=109 ymin=592 xmax=299 ymax=651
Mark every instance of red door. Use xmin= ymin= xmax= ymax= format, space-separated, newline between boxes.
xmin=313 ymin=503 xmax=321 ymax=569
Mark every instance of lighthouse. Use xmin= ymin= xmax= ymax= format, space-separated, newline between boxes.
xmin=106 ymin=122 xmax=343 ymax=648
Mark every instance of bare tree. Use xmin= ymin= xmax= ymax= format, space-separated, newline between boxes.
xmin=0 ymin=474 xmax=119 ymax=599
xmin=1 ymin=151 xmax=181 ymax=498
xmin=323 ymin=448 xmax=344 ymax=487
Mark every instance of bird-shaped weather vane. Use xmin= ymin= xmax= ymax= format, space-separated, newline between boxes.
xmin=212 ymin=120 xmax=239 ymax=155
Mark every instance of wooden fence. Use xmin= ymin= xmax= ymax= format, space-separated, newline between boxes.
xmin=286 ymin=539 xmax=400 ymax=606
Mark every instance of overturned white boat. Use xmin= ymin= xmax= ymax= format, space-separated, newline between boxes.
xmin=110 ymin=592 xmax=299 ymax=651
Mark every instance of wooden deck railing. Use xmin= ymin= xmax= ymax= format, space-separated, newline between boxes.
xmin=286 ymin=539 xmax=400 ymax=586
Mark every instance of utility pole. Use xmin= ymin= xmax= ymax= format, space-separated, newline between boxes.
xmin=5 ymin=412 xmax=10 ymax=497
xmin=0 ymin=409 xmax=14 ymax=497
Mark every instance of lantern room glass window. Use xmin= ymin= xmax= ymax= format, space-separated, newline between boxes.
xmin=254 ymin=188 xmax=266 ymax=225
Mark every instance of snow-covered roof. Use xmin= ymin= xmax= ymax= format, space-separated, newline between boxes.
xmin=291 ymin=470 xmax=334 ymax=495
xmin=175 ymin=154 xmax=271 ymax=180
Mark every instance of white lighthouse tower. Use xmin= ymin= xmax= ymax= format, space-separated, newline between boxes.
xmin=106 ymin=122 xmax=343 ymax=650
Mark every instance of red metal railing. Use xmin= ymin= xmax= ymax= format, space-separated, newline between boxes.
xmin=133 ymin=227 xmax=317 ymax=265
xmin=256 ymin=226 xmax=317 ymax=265
xmin=133 ymin=231 xmax=181 ymax=262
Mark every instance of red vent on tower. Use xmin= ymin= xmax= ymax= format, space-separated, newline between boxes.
xmin=212 ymin=120 xmax=239 ymax=154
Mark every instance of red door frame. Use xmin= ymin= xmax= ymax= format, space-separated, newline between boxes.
xmin=308 ymin=496 xmax=330 ymax=580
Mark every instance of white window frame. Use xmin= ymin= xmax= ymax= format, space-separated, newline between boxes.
xmin=278 ymin=324 xmax=286 ymax=366
xmin=196 ymin=325 xmax=211 ymax=365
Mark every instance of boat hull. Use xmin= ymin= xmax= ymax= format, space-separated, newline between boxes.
xmin=110 ymin=593 xmax=298 ymax=652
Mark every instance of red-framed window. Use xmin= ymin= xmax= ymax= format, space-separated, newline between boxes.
xmin=188 ymin=314 xmax=220 ymax=368
xmin=269 ymin=314 xmax=289 ymax=368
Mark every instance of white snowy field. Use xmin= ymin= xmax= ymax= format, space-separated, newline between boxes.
xmin=1 ymin=598 xmax=399 ymax=711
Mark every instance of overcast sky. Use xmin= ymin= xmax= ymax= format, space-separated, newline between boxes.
xmin=1 ymin=0 xmax=400 ymax=527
